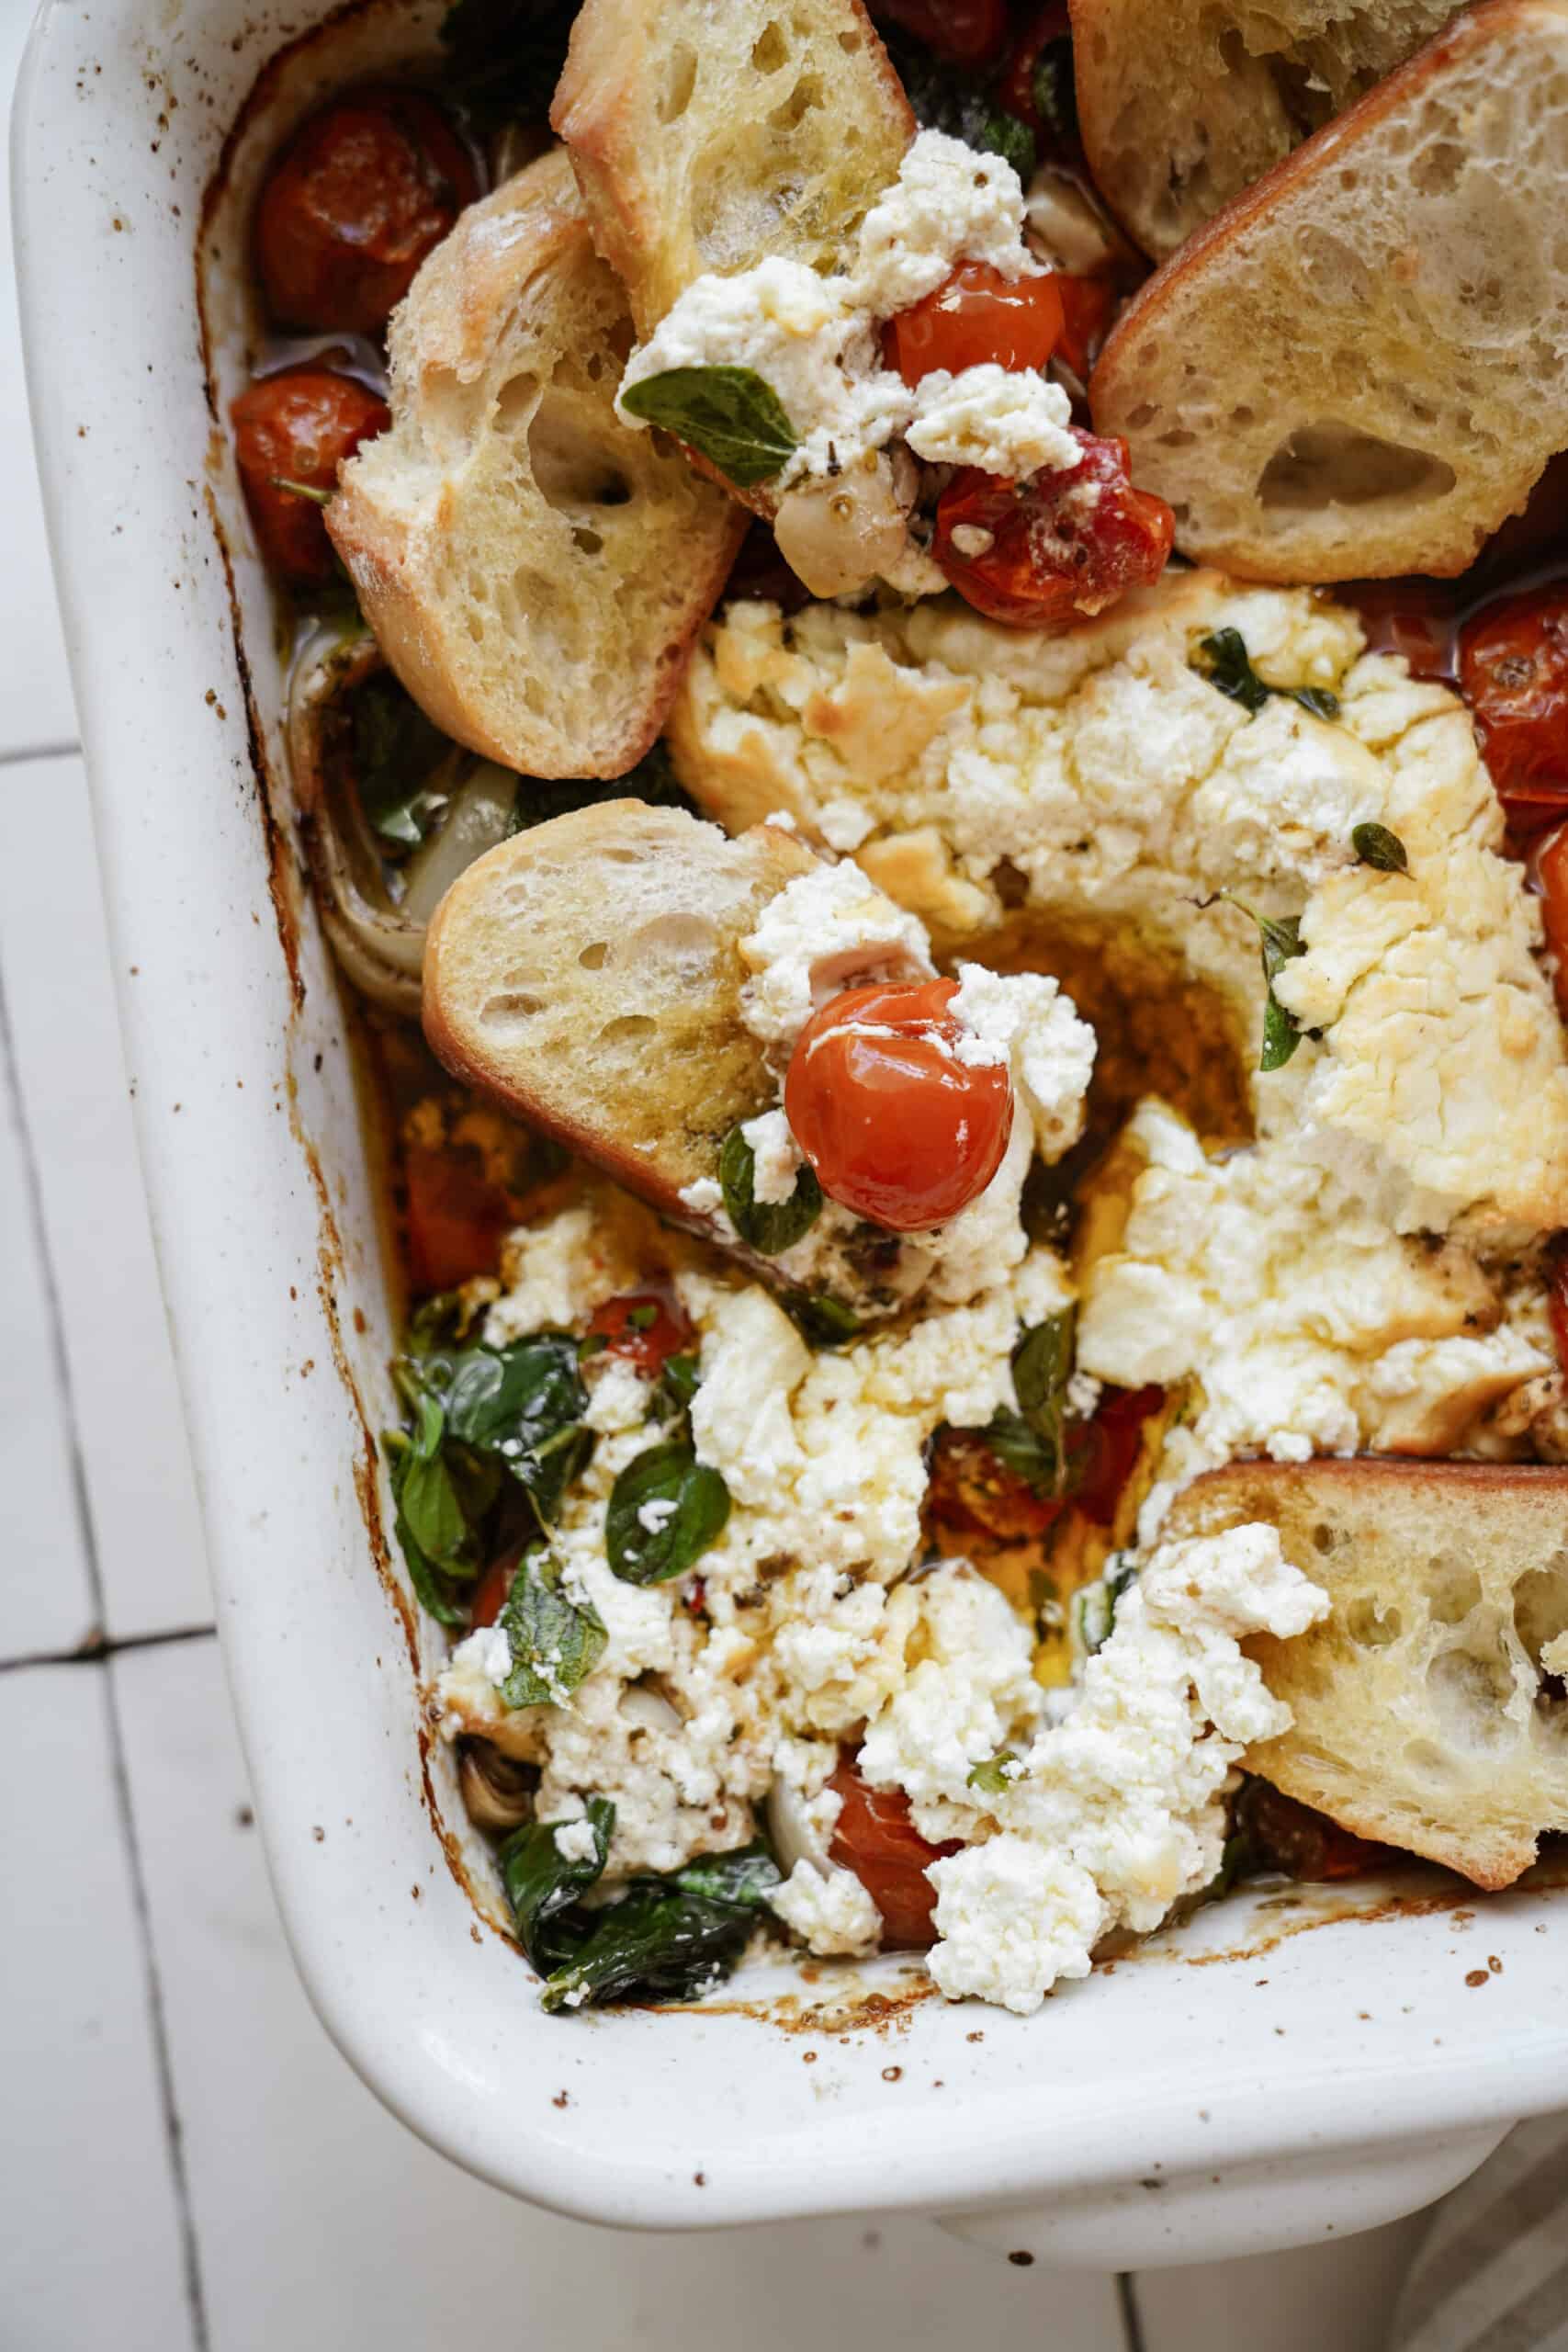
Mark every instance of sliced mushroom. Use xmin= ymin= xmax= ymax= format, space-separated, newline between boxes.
xmin=458 ymin=1740 xmax=537 ymax=1833
xmin=288 ymin=624 xmax=523 ymax=1013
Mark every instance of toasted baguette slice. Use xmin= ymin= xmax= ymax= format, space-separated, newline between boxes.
xmin=1089 ymin=0 xmax=1568 ymax=581
xmin=551 ymin=0 xmax=915 ymax=338
xmin=328 ymin=151 xmax=744 ymax=780
xmin=1164 ymin=1458 xmax=1568 ymax=1888
xmin=1072 ymin=0 xmax=1460 ymax=261
xmin=423 ymin=801 xmax=818 ymax=1214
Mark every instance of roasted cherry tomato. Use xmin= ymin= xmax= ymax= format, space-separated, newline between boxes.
xmin=254 ymin=87 xmax=479 ymax=334
xmin=1537 ymin=823 xmax=1568 ymax=1021
xmin=231 ymin=367 xmax=389 ymax=582
xmin=1050 ymin=272 xmax=1117 ymax=379
xmin=469 ymin=1549 xmax=518 ymax=1631
xmin=1343 ymin=579 xmax=1458 ymax=684
xmin=584 ymin=1290 xmax=694 ymax=1378
xmin=827 ymin=1756 xmax=960 ymax=1950
xmin=784 ymin=977 xmax=1014 ymax=1231
xmin=402 ymin=1132 xmax=521 ymax=1294
xmin=926 ymin=1427 xmax=1065 ymax=1543
xmin=932 ymin=429 xmax=1174 ymax=628
xmin=1459 ymin=585 xmax=1568 ymax=832
xmin=998 ymin=3 xmax=1073 ymax=137
xmin=868 ymin=0 xmax=1010 ymax=68
xmin=1071 ymin=1383 xmax=1164 ymax=1527
xmin=885 ymin=262 xmax=1065 ymax=385
xmin=1235 ymin=1781 xmax=1390 ymax=1883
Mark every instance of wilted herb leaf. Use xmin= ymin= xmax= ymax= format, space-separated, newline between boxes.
xmin=1223 ymin=895 xmax=1309 ymax=1072
xmin=350 ymin=670 xmax=453 ymax=853
xmin=540 ymin=1841 xmax=782 ymax=2013
xmin=499 ymin=1797 xmax=614 ymax=1975
xmin=782 ymin=1290 xmax=863 ymax=1350
xmin=719 ymin=1125 xmax=823 ymax=1256
xmin=1197 ymin=629 xmax=1340 ymax=724
xmin=509 ymin=740 xmax=694 ymax=834
xmin=981 ymin=1308 xmax=1077 ymax=1497
xmin=620 ymin=366 xmax=799 ymax=491
xmin=606 ymin=1442 xmax=731 ymax=1585
xmin=496 ymin=1547 xmax=608 ymax=1709
xmin=883 ymin=31 xmax=1037 ymax=176
xmin=966 ymin=1750 xmax=1020 ymax=1796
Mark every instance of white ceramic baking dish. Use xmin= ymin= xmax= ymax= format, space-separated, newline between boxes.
xmin=16 ymin=0 xmax=1568 ymax=2267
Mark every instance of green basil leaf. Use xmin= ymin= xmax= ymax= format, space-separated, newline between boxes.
xmin=1196 ymin=629 xmax=1340 ymax=725
xmin=390 ymin=1395 xmax=473 ymax=1573
xmin=383 ymin=1425 xmax=470 ymax=1627
xmin=437 ymin=0 xmax=579 ymax=126
xmin=605 ymin=1442 xmax=731 ymax=1586
xmin=1351 ymin=821 xmax=1409 ymax=874
xmin=539 ymin=1840 xmax=781 ymax=2014
xmin=984 ymin=1309 xmax=1077 ymax=1497
xmin=441 ymin=1335 xmax=594 ymax=1522
xmin=1222 ymin=895 xmax=1308 ymax=1072
xmin=978 ymin=1408 xmax=1058 ymax=1493
xmin=1032 ymin=39 xmax=1078 ymax=142
xmin=966 ymin=1749 xmax=1020 ymax=1796
xmin=496 ymin=1547 xmax=608 ymax=1709
xmin=499 ymin=1797 xmax=614 ymax=1975
xmin=651 ymin=1351 xmax=701 ymax=1419
xmin=882 ymin=30 xmax=1038 ymax=175
xmin=621 ymin=366 xmax=798 ymax=492
xmin=718 ymin=1125 xmax=823 ymax=1256
xmin=1074 ymin=1555 xmax=1138 ymax=1656
xmin=350 ymin=669 xmax=453 ymax=854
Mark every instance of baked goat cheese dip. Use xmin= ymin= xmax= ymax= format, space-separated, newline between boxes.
xmin=231 ymin=0 xmax=1568 ymax=2018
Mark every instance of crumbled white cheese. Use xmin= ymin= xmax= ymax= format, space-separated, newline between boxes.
xmin=906 ymin=362 xmax=1077 ymax=477
xmin=769 ymin=1859 xmax=883 ymax=1957
xmin=738 ymin=859 xmax=932 ymax=1048
xmin=739 ymin=1106 xmax=804 ymax=1204
xmin=926 ymin=1524 xmax=1329 ymax=2013
xmin=553 ymin=1817 xmax=601 ymax=1864
xmin=583 ymin=1355 xmax=650 ymax=1435
xmin=853 ymin=131 xmax=1043 ymax=313
xmin=1078 ymin=1101 xmax=1549 ymax=1476
xmin=950 ymin=962 xmax=1097 ymax=1159
xmin=484 ymin=1206 xmax=611 ymax=1341
xmin=858 ymin=1566 xmax=1042 ymax=1838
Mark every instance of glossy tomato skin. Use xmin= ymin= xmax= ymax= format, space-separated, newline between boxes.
xmin=231 ymin=368 xmax=389 ymax=582
xmin=926 ymin=1428 xmax=1065 ymax=1543
xmin=584 ymin=1291 xmax=694 ymax=1378
xmin=885 ymin=262 xmax=1065 ymax=384
xmin=1537 ymin=823 xmax=1568 ymax=1020
xmin=1071 ymin=1383 xmax=1164 ymax=1526
xmin=468 ymin=1549 xmax=518 ymax=1631
xmin=998 ymin=3 xmax=1073 ymax=132
xmin=1459 ymin=585 xmax=1568 ymax=832
xmin=1235 ymin=1781 xmax=1388 ymax=1883
xmin=784 ymin=977 xmax=1014 ymax=1232
xmin=1050 ymin=272 xmax=1117 ymax=379
xmin=932 ymin=429 xmax=1174 ymax=628
xmin=255 ymin=87 xmax=479 ymax=334
xmin=827 ymin=1756 xmax=959 ymax=1950
xmin=867 ymin=0 xmax=1010 ymax=68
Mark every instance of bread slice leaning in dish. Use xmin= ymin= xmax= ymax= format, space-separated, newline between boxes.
xmin=1071 ymin=0 xmax=1460 ymax=261
xmin=551 ymin=0 xmax=915 ymax=339
xmin=1165 ymin=1457 xmax=1568 ymax=1888
xmin=328 ymin=149 xmax=745 ymax=781
xmin=423 ymin=800 xmax=818 ymax=1224
xmin=1089 ymin=0 xmax=1568 ymax=581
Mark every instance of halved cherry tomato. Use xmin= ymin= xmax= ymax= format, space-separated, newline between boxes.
xmin=1458 ymin=585 xmax=1568 ymax=832
xmin=828 ymin=1755 xmax=960 ymax=1950
xmin=403 ymin=1136 xmax=519 ymax=1294
xmin=926 ymin=1428 xmax=1065 ymax=1543
xmin=254 ymin=87 xmax=479 ymax=334
xmin=1050 ymin=272 xmax=1117 ymax=379
xmin=932 ymin=429 xmax=1174 ymax=628
xmin=1538 ymin=823 xmax=1568 ymax=1022
xmin=1235 ymin=1782 xmax=1390 ymax=1883
xmin=868 ymin=0 xmax=1010 ymax=68
xmin=998 ymin=3 xmax=1073 ymax=137
xmin=1343 ymin=579 xmax=1459 ymax=684
xmin=784 ymin=977 xmax=1014 ymax=1231
xmin=1072 ymin=1383 xmax=1165 ymax=1527
xmin=885 ymin=262 xmax=1065 ymax=385
xmin=469 ymin=1549 xmax=518 ymax=1631
xmin=231 ymin=368 xmax=389 ymax=582
xmin=584 ymin=1290 xmax=694 ymax=1378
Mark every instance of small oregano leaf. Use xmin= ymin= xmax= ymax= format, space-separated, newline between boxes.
xmin=620 ymin=365 xmax=799 ymax=491
xmin=1197 ymin=629 xmax=1340 ymax=723
xmin=1351 ymin=821 xmax=1409 ymax=874
xmin=1223 ymin=894 xmax=1309 ymax=1072
xmin=496 ymin=1547 xmax=608 ymax=1709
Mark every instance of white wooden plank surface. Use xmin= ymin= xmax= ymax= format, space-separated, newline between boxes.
xmin=0 ymin=1660 xmax=197 ymax=2351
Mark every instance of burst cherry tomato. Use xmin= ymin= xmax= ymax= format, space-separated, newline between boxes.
xmin=1071 ymin=1384 xmax=1164 ymax=1526
xmin=1235 ymin=1782 xmax=1389 ymax=1883
xmin=828 ymin=1756 xmax=960 ymax=1950
xmin=254 ymin=87 xmax=479 ymax=334
xmin=231 ymin=368 xmax=389 ymax=582
xmin=1459 ymin=585 xmax=1568 ymax=832
xmin=1537 ymin=824 xmax=1568 ymax=1021
xmin=1051 ymin=272 xmax=1117 ymax=379
xmin=868 ymin=0 xmax=1010 ymax=68
xmin=584 ymin=1291 xmax=694 ymax=1378
xmin=932 ymin=429 xmax=1174 ymax=628
xmin=885 ymin=262 xmax=1065 ymax=385
xmin=926 ymin=1428 xmax=1065 ymax=1543
xmin=784 ymin=978 xmax=1014 ymax=1231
